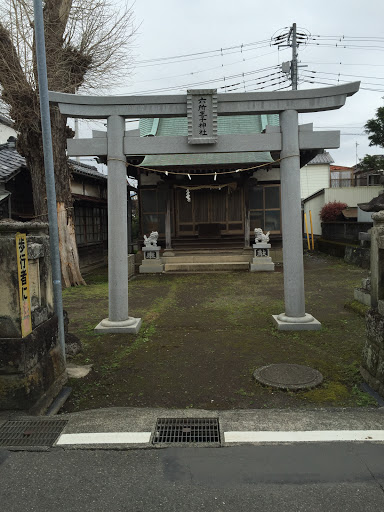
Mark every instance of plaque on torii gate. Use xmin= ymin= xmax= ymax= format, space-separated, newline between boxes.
xmin=49 ymin=82 xmax=360 ymax=333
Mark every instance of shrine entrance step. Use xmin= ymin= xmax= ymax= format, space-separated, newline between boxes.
xmin=162 ymin=248 xmax=252 ymax=272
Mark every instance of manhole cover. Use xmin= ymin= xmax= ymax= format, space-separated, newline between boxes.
xmin=153 ymin=418 xmax=220 ymax=444
xmin=253 ymin=363 xmax=323 ymax=390
xmin=0 ymin=419 xmax=68 ymax=447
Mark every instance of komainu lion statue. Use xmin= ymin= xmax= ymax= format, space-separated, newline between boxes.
xmin=254 ymin=228 xmax=270 ymax=243
xmin=144 ymin=231 xmax=159 ymax=247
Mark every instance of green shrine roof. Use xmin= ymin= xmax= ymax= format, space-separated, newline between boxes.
xmin=139 ymin=114 xmax=279 ymax=168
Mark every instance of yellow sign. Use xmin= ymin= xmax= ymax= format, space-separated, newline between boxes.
xmin=15 ymin=233 xmax=32 ymax=337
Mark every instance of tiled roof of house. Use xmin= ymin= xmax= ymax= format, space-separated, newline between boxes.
xmin=306 ymin=152 xmax=334 ymax=165
xmin=0 ymin=144 xmax=105 ymax=182
xmin=0 ymin=144 xmax=27 ymax=182
xmin=330 ymin=165 xmax=353 ymax=171
xmin=139 ymin=115 xmax=280 ymax=167
xmin=69 ymin=159 xmax=106 ymax=180
xmin=0 ymin=114 xmax=14 ymax=128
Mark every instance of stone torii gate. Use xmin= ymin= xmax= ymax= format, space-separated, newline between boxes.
xmin=50 ymin=82 xmax=360 ymax=334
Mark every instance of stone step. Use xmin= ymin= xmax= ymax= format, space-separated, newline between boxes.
xmin=164 ymin=262 xmax=250 ymax=272
xmin=162 ymin=254 xmax=252 ymax=263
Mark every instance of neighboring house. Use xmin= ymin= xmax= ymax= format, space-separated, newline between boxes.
xmin=0 ymin=114 xmax=17 ymax=144
xmin=129 ymin=115 xmax=322 ymax=251
xmin=300 ymin=152 xmax=334 ymax=200
xmin=0 ymin=138 xmax=136 ymax=269
xmin=303 ymin=185 xmax=382 ymax=236
xmin=330 ymin=165 xmax=354 ymax=188
xmin=354 ymin=159 xmax=384 ymax=187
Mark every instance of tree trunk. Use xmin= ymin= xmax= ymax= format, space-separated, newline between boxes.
xmin=18 ymin=106 xmax=86 ymax=287
xmin=57 ymin=202 xmax=85 ymax=286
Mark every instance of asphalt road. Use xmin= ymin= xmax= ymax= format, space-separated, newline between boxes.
xmin=1 ymin=442 xmax=384 ymax=512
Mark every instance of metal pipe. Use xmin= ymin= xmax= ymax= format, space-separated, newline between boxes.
xmin=304 ymin=213 xmax=310 ymax=250
xmin=309 ymin=210 xmax=315 ymax=250
xmin=33 ymin=0 xmax=66 ymax=364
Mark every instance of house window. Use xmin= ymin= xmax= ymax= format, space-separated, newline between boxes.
xmin=249 ymin=185 xmax=281 ymax=233
xmin=74 ymin=205 xmax=107 ymax=245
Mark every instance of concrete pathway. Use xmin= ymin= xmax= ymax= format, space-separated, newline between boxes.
xmin=3 ymin=407 xmax=384 ymax=450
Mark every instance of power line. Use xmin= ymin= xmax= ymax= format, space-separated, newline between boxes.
xmin=133 ymin=56 xmax=285 ymax=84
xmin=301 ymin=77 xmax=384 ymax=93
xmin=302 ymin=61 xmax=384 ymax=68
xmin=305 ymin=70 xmax=384 ymax=81
xmin=136 ymin=42 xmax=274 ymax=68
xmin=302 ymin=71 xmax=384 ymax=89
xmin=305 ymin=42 xmax=384 ymax=51
xmin=132 ymin=66 xmax=282 ymax=95
xmin=135 ymin=39 xmax=272 ymax=64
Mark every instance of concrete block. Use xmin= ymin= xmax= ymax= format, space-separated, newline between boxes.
xmin=272 ymin=314 xmax=322 ymax=331
xmin=353 ymin=288 xmax=371 ymax=307
xmin=139 ymin=263 xmax=164 ymax=273
xmin=250 ymin=262 xmax=275 ymax=272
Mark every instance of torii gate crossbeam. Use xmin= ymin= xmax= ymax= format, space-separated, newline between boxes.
xmin=49 ymin=82 xmax=360 ymax=333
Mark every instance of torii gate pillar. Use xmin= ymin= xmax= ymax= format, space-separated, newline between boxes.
xmin=95 ymin=115 xmax=142 ymax=334
xmin=272 ymin=110 xmax=321 ymax=330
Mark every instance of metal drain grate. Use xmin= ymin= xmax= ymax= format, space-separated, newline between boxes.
xmin=153 ymin=417 xmax=220 ymax=444
xmin=0 ymin=419 xmax=68 ymax=447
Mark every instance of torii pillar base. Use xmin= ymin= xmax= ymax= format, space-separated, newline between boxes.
xmin=272 ymin=313 xmax=321 ymax=331
xmin=94 ymin=317 xmax=142 ymax=334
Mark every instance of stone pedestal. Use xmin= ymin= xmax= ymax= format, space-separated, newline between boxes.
xmin=250 ymin=243 xmax=275 ymax=272
xmin=94 ymin=316 xmax=142 ymax=334
xmin=0 ymin=221 xmax=67 ymax=412
xmin=139 ymin=246 xmax=164 ymax=273
xmin=354 ymin=277 xmax=372 ymax=307
xmin=272 ymin=313 xmax=321 ymax=331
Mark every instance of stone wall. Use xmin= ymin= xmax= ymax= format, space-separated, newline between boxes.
xmin=321 ymin=221 xmax=373 ymax=243
xmin=128 ymin=254 xmax=135 ymax=278
xmin=361 ymin=308 xmax=384 ymax=397
xmin=361 ymin=211 xmax=384 ymax=396
xmin=0 ymin=220 xmax=66 ymax=412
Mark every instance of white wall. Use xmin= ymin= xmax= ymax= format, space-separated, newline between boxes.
xmin=0 ymin=124 xmax=17 ymax=144
xmin=300 ymin=164 xmax=330 ymax=200
xmin=358 ymin=208 xmax=374 ymax=223
xmin=303 ymin=192 xmax=325 ymax=235
xmin=324 ymin=186 xmax=382 ymax=206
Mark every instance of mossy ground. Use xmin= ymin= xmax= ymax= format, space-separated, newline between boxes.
xmin=62 ymin=252 xmax=376 ymax=412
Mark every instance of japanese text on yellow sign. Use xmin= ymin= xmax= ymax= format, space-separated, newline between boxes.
xmin=16 ymin=233 xmax=32 ymax=337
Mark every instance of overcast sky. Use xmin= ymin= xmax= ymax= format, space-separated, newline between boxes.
xmin=88 ymin=0 xmax=384 ymax=167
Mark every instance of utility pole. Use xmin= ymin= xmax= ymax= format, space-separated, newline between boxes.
xmin=33 ymin=0 xmax=66 ymax=363
xmin=277 ymin=22 xmax=306 ymax=90
xmin=290 ymin=23 xmax=298 ymax=90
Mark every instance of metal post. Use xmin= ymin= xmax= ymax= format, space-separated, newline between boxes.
xmin=33 ymin=0 xmax=66 ymax=363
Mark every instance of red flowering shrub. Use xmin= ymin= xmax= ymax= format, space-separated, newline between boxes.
xmin=320 ymin=201 xmax=348 ymax=222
